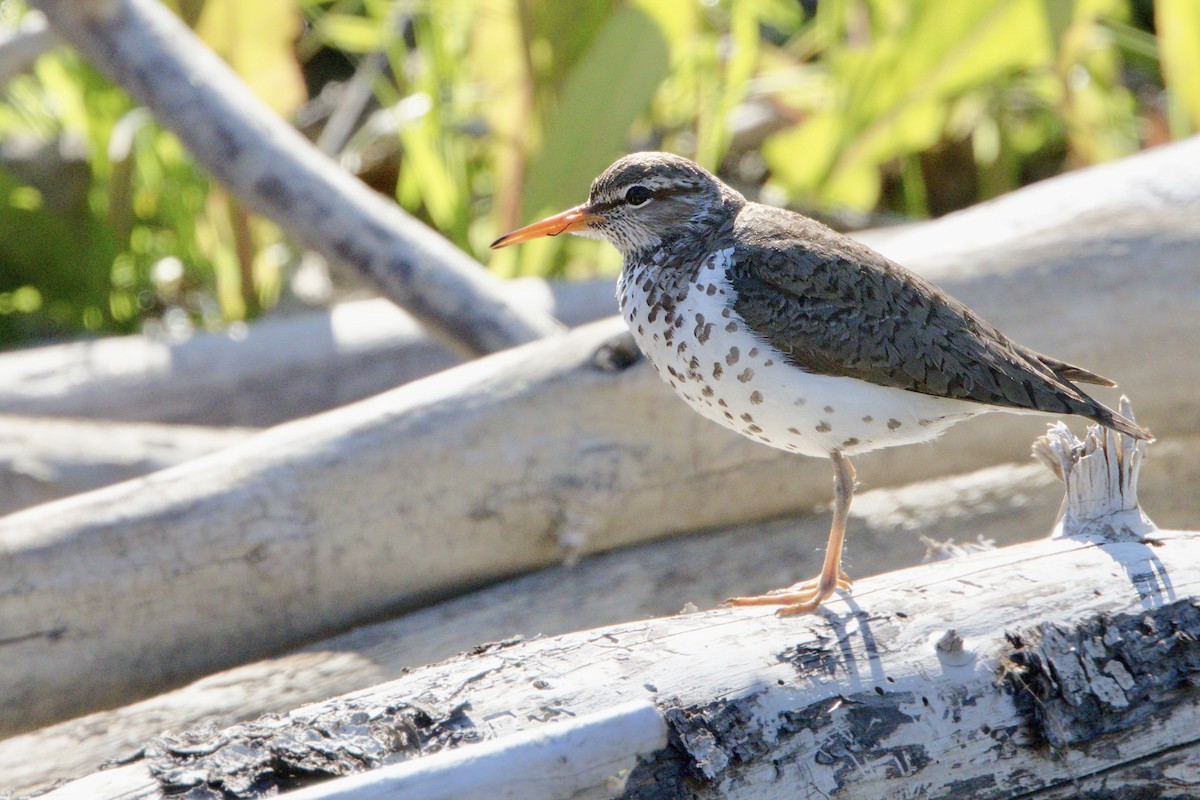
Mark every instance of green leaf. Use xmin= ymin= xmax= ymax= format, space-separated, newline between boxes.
xmin=1156 ymin=0 xmax=1200 ymax=136
xmin=195 ymin=0 xmax=307 ymax=116
xmin=521 ymin=5 xmax=670 ymax=218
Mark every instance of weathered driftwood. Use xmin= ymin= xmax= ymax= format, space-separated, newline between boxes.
xmin=30 ymin=0 xmax=563 ymax=356
xmin=0 ymin=11 xmax=56 ymax=85
xmin=0 ymin=279 xmax=612 ymax=427
xmin=7 ymin=430 xmax=1198 ymax=796
xmin=0 ymin=416 xmax=252 ymax=516
xmin=0 ymin=457 xmax=1064 ymax=795
xmin=857 ymin=132 xmax=1200 ymax=270
xmin=36 ymin=417 xmax=1200 ymax=799
xmin=2 ymin=199 xmax=1198 ymax=736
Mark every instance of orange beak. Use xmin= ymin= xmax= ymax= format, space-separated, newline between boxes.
xmin=490 ymin=205 xmax=601 ymax=249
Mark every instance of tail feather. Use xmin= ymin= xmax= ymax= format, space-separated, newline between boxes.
xmin=1038 ymin=355 xmax=1117 ymax=387
xmin=1084 ymin=401 xmax=1154 ymax=441
xmin=1028 ymin=352 xmax=1151 ymax=440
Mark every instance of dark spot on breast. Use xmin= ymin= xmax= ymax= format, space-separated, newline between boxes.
xmin=689 ymin=356 xmax=701 ymax=371
xmin=862 ymin=415 xmax=873 ymax=423
xmin=637 ymin=324 xmax=644 ymax=335
xmin=749 ymin=347 xmax=759 ymax=358
xmin=718 ymin=398 xmax=727 ymax=407
xmin=842 ymin=437 xmax=859 ymax=447
xmin=648 ymin=306 xmax=660 ymax=323
xmin=706 ymin=284 xmax=717 ymax=296
xmin=794 ymin=397 xmax=806 ymax=406
xmin=823 ymin=405 xmax=834 ymax=413
xmin=676 ymin=342 xmax=686 ymax=354
xmin=721 ymin=308 xmax=731 ymax=318
xmin=712 ymin=362 xmax=724 ymax=379
xmin=741 ymin=413 xmax=754 ymax=423
xmin=737 ymin=368 xmax=755 ymax=383
xmin=888 ymin=418 xmax=902 ymax=430
xmin=815 ymin=422 xmax=831 ymax=433
xmin=750 ymin=391 xmax=763 ymax=405
xmin=723 ymin=411 xmax=734 ymax=420
xmin=726 ymin=347 xmax=740 ymax=365
xmin=667 ymin=366 xmax=681 ymax=379
xmin=725 ymin=322 xmax=738 ymax=333
xmin=696 ymin=322 xmax=714 ymax=343
xmin=788 ymin=427 xmax=800 ymax=434
xmin=702 ymin=385 xmax=714 ymax=398
xmin=764 ymin=359 xmax=774 ymax=367
xmin=748 ymin=424 xmax=763 ymax=434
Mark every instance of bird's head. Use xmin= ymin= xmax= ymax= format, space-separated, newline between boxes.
xmin=491 ymin=152 xmax=742 ymax=256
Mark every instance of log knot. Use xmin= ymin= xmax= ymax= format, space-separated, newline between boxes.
xmin=1000 ymin=599 xmax=1200 ymax=750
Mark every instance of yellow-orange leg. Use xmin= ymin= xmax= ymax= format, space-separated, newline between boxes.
xmin=727 ymin=451 xmax=856 ymax=615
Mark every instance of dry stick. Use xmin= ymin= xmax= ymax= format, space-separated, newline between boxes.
xmin=29 ymin=0 xmax=563 ymax=356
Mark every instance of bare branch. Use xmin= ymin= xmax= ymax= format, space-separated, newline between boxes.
xmin=29 ymin=0 xmax=563 ymax=356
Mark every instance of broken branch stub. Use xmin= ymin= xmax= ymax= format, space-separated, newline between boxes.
xmin=1032 ymin=396 xmax=1156 ymax=540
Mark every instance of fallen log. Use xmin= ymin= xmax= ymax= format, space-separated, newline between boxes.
xmin=0 ymin=11 xmax=56 ymax=85
xmin=30 ymin=0 xmax=563 ymax=355
xmin=0 ymin=458 xmax=1061 ymax=795
xmin=1 ymin=202 xmax=1197 ymax=737
xmin=36 ymin=416 xmax=1200 ymax=800
xmin=0 ymin=416 xmax=252 ymax=516
xmin=6 ymin=428 xmax=1197 ymax=796
xmin=0 ymin=279 xmax=612 ymax=427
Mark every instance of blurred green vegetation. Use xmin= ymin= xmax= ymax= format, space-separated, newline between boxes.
xmin=0 ymin=0 xmax=1196 ymax=347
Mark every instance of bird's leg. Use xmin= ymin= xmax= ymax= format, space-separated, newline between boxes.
xmin=726 ymin=451 xmax=856 ymax=615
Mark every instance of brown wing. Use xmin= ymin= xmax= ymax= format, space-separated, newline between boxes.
xmin=728 ymin=204 xmax=1149 ymax=438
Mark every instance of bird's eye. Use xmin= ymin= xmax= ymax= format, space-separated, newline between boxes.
xmin=624 ymin=185 xmax=653 ymax=207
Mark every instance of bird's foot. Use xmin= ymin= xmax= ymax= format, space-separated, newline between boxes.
xmin=725 ymin=570 xmax=852 ymax=616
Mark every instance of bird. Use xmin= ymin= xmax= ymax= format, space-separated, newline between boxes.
xmin=490 ymin=152 xmax=1152 ymax=615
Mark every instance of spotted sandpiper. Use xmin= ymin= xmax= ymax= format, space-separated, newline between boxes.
xmin=491 ymin=152 xmax=1151 ymax=614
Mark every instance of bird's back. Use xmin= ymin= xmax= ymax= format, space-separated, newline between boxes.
xmin=726 ymin=203 xmax=1150 ymax=440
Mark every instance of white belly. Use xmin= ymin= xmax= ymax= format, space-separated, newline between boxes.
xmin=619 ymin=248 xmax=985 ymax=458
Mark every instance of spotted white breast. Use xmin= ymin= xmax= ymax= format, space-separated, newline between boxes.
xmin=619 ymin=247 xmax=985 ymax=458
